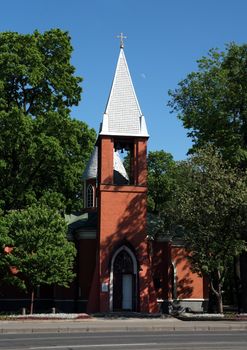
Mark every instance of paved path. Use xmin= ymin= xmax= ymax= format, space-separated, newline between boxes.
xmin=1 ymin=318 xmax=247 ymax=334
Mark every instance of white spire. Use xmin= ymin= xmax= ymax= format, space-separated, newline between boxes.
xmin=100 ymin=48 xmax=149 ymax=137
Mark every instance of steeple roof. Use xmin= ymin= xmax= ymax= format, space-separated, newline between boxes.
xmin=82 ymin=146 xmax=98 ymax=180
xmin=99 ymin=48 xmax=148 ymax=137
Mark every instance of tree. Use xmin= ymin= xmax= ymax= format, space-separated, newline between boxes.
xmin=0 ymin=29 xmax=81 ymax=115
xmin=147 ymin=150 xmax=176 ymax=214
xmin=147 ymin=152 xmax=192 ymax=242
xmin=0 ymin=201 xmax=76 ymax=314
xmin=0 ymin=29 xmax=96 ymax=213
xmin=168 ymin=42 xmax=247 ymax=312
xmin=166 ymin=148 xmax=247 ymax=313
xmin=168 ymin=43 xmax=247 ymax=168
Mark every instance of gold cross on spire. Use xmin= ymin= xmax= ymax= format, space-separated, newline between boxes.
xmin=117 ymin=32 xmax=127 ymax=49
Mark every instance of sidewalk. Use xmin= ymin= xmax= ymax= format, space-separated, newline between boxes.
xmin=1 ymin=317 xmax=247 ymax=334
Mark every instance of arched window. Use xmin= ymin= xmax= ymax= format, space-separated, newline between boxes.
xmin=87 ymin=184 xmax=94 ymax=208
xmin=113 ymin=249 xmax=134 ymax=275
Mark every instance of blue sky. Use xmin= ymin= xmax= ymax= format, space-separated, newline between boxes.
xmin=1 ymin=0 xmax=247 ymax=160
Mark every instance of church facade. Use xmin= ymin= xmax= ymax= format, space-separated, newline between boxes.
xmin=71 ymin=44 xmax=208 ymax=314
xmin=0 ymin=43 xmax=208 ymax=314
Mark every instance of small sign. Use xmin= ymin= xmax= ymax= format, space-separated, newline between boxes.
xmin=101 ymin=282 xmax=109 ymax=292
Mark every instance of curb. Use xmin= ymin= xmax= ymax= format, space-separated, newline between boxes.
xmin=1 ymin=324 xmax=247 ymax=334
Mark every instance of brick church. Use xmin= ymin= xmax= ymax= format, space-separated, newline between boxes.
xmin=69 ymin=40 xmax=208 ymax=314
xmin=0 ymin=40 xmax=208 ymax=314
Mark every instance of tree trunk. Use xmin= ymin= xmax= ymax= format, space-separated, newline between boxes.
xmin=234 ymin=256 xmax=243 ymax=313
xmin=240 ymin=252 xmax=247 ymax=312
xmin=30 ymin=289 xmax=34 ymax=315
xmin=210 ymin=270 xmax=224 ymax=314
xmin=216 ymin=291 xmax=223 ymax=314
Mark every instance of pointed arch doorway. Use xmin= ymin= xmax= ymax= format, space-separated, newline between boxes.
xmin=110 ymin=246 xmax=138 ymax=311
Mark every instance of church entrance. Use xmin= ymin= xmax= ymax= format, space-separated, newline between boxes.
xmin=122 ymin=274 xmax=132 ymax=309
xmin=110 ymin=246 xmax=137 ymax=311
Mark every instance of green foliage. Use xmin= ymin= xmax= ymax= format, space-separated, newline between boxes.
xmin=147 ymin=150 xmax=176 ymax=213
xmin=0 ymin=29 xmax=81 ymax=114
xmin=0 ymin=30 xmax=96 ymax=213
xmin=0 ymin=200 xmax=76 ymax=291
xmin=147 ymin=151 xmax=192 ymax=240
xmin=180 ymin=148 xmax=247 ymax=274
xmin=164 ymin=147 xmax=247 ymax=311
xmin=168 ymin=43 xmax=247 ymax=168
xmin=168 ymin=42 xmax=247 ymax=311
xmin=147 ymin=160 xmax=192 ymax=240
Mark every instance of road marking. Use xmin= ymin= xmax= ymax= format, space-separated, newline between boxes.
xmin=1 ymin=331 xmax=246 ymax=342
xmin=30 ymin=343 xmax=158 ymax=349
xmin=29 ymin=340 xmax=247 ymax=350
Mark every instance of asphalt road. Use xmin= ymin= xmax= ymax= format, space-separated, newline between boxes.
xmin=0 ymin=331 xmax=247 ymax=350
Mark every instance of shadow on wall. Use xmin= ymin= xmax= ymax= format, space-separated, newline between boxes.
xmin=99 ymin=193 xmax=197 ymax=311
xmin=100 ymin=193 xmax=157 ymax=312
xmin=171 ymin=247 xmax=195 ymax=299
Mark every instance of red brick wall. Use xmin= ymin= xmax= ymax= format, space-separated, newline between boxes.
xmin=78 ymin=239 xmax=97 ymax=299
xmin=151 ymin=241 xmax=170 ymax=300
xmin=171 ymin=246 xmax=205 ymax=299
xmin=94 ymin=135 xmax=158 ymax=313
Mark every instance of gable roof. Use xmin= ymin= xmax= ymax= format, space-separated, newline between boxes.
xmin=99 ymin=48 xmax=149 ymax=137
xmin=66 ymin=212 xmax=98 ymax=232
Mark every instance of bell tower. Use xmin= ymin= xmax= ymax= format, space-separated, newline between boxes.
xmin=87 ymin=38 xmax=158 ymax=313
